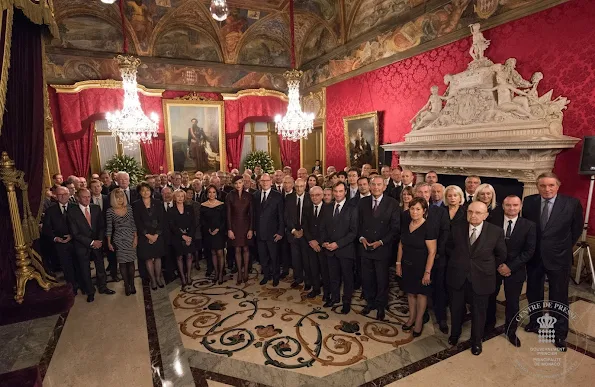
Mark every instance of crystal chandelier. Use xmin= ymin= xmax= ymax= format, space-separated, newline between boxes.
xmin=275 ymin=0 xmax=314 ymax=142
xmin=106 ymin=55 xmax=159 ymax=146
xmin=275 ymin=70 xmax=314 ymax=142
xmin=210 ymin=0 xmax=229 ymax=21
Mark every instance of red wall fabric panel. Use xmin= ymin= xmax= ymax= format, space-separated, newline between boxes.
xmin=326 ymin=0 xmax=595 ymax=229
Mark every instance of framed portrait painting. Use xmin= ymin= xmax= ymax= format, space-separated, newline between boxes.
xmin=162 ymin=99 xmax=226 ymax=173
xmin=343 ymin=111 xmax=379 ymax=170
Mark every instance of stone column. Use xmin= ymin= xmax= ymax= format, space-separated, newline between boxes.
xmin=521 ymin=181 xmax=538 ymax=199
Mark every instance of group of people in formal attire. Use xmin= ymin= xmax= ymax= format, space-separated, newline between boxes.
xmin=41 ymin=164 xmax=583 ymax=356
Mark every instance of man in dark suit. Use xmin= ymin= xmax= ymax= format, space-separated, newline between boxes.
xmin=67 ymin=188 xmax=115 ymax=302
xmin=116 ymin=171 xmax=139 ymax=204
xmin=386 ymin=166 xmax=403 ymax=202
xmin=146 ymin=175 xmax=163 ymax=200
xmin=99 ymin=170 xmax=117 ymax=196
xmin=303 ymin=186 xmax=328 ymax=300
xmin=358 ymin=177 xmax=400 ymax=320
xmin=447 ymin=201 xmax=507 ymax=355
xmin=272 ymin=170 xmax=284 ymax=193
xmin=279 ymin=175 xmax=295 ymax=278
xmin=463 ymin=175 xmax=481 ymax=205
xmin=42 ymin=186 xmax=79 ymax=294
xmin=285 ymin=178 xmax=312 ymax=290
xmin=253 ymin=173 xmax=284 ymax=286
xmin=522 ymin=172 xmax=583 ymax=350
xmin=486 ymin=195 xmax=536 ymax=347
xmin=347 ymin=168 xmax=359 ymax=200
xmin=320 ymin=182 xmax=358 ymax=314
xmin=414 ymin=183 xmax=451 ymax=333
xmin=89 ymin=179 xmax=119 ymax=282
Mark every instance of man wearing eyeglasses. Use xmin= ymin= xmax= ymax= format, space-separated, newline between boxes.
xmin=486 ymin=195 xmax=536 ymax=347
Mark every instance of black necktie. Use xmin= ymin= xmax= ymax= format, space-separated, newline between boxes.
xmin=373 ymin=199 xmax=378 ymax=213
xmin=333 ymin=203 xmax=340 ymax=217
xmin=468 ymin=195 xmax=473 ymax=203
xmin=262 ymin=191 xmax=267 ymax=204
xmin=297 ymin=197 xmax=302 ymax=226
xmin=314 ymin=205 xmax=319 ymax=218
xmin=506 ymin=220 xmax=513 ymax=238
xmin=62 ymin=205 xmax=67 ymax=215
xmin=541 ymin=199 xmax=550 ymax=231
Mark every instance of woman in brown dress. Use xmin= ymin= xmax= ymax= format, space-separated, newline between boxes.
xmin=226 ymin=175 xmax=254 ymax=284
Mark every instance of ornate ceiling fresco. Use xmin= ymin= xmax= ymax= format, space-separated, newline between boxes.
xmin=44 ymin=0 xmax=564 ymax=91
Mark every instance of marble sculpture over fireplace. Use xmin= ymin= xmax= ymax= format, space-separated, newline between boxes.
xmin=383 ymin=23 xmax=579 ymax=198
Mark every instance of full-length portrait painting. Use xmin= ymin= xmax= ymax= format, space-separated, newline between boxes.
xmin=163 ymin=99 xmax=226 ymax=173
xmin=344 ymin=112 xmax=379 ymax=170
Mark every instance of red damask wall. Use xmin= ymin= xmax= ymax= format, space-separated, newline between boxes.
xmin=326 ymin=0 xmax=595 ymax=227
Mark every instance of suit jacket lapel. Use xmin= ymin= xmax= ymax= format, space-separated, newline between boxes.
xmin=544 ymin=196 xmax=564 ymax=231
xmin=470 ymin=224 xmax=487 ymax=255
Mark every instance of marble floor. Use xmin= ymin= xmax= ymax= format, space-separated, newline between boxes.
xmin=1 ymin=265 xmax=594 ymax=387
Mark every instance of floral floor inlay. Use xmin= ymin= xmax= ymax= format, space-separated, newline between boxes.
xmin=170 ymin=266 xmax=432 ymax=377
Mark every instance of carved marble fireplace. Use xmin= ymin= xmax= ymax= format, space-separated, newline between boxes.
xmin=382 ymin=24 xmax=580 ymax=198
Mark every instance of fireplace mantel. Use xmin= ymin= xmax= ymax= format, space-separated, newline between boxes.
xmin=382 ymin=24 xmax=580 ymax=198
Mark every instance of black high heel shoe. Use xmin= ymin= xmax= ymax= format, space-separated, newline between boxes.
xmin=402 ymin=322 xmax=414 ymax=332
xmin=412 ymin=326 xmax=424 ymax=338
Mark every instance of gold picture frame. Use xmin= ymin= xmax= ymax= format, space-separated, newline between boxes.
xmin=343 ymin=111 xmax=379 ymax=170
xmin=162 ymin=99 xmax=226 ymax=173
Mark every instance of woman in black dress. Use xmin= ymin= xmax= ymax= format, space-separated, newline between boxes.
xmin=444 ymin=185 xmax=466 ymax=226
xmin=201 ymin=185 xmax=226 ymax=284
xmin=184 ymin=187 xmax=203 ymax=269
xmin=133 ymin=182 xmax=166 ymax=291
xmin=226 ymin=176 xmax=253 ymax=285
xmin=396 ymin=197 xmax=437 ymax=337
xmin=168 ymin=189 xmax=196 ymax=288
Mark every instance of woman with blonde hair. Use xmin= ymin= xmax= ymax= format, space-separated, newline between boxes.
xmin=168 ymin=189 xmax=196 ymax=288
xmin=473 ymin=183 xmax=497 ymax=219
xmin=444 ymin=185 xmax=466 ymax=225
xmin=106 ymin=188 xmax=138 ymax=295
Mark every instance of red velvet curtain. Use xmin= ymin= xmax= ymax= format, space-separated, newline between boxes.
xmin=0 ymin=10 xmax=45 ymax=294
xmin=224 ymin=95 xmax=293 ymax=171
xmin=50 ymin=88 xmax=167 ymax=176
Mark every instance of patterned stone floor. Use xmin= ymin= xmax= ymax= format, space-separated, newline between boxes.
xmin=169 ymin=267 xmax=430 ymax=378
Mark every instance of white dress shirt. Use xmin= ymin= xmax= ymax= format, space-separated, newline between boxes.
xmin=334 ymin=198 xmax=346 ymax=215
xmin=92 ymin=195 xmax=103 ymax=210
xmin=372 ymin=194 xmax=383 ymax=209
xmin=164 ymin=201 xmax=173 ymax=211
xmin=261 ymin=188 xmax=271 ymax=202
xmin=503 ymin=215 xmax=518 ymax=235
xmin=469 ymin=222 xmax=484 ymax=238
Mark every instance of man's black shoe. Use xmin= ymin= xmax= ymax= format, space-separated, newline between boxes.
xmin=448 ymin=336 xmax=459 ymax=346
xmin=307 ymin=290 xmax=319 ymax=299
xmin=340 ymin=304 xmax=351 ymax=314
xmin=259 ymin=278 xmax=269 ymax=286
xmin=99 ymin=288 xmax=115 ymax=295
xmin=377 ymin=310 xmax=385 ymax=321
xmin=471 ymin=343 xmax=482 ymax=356
xmin=323 ymin=300 xmax=335 ymax=308
xmin=361 ymin=305 xmax=374 ymax=316
xmin=87 ymin=294 xmax=95 ymax=303
xmin=439 ymin=321 xmax=449 ymax=334
xmin=272 ymin=278 xmax=279 ymax=287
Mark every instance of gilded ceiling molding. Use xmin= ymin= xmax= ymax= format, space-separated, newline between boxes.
xmin=174 ymin=92 xmax=215 ymax=101
xmin=221 ymin=88 xmax=288 ymax=101
xmin=50 ymin=80 xmax=165 ymax=96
